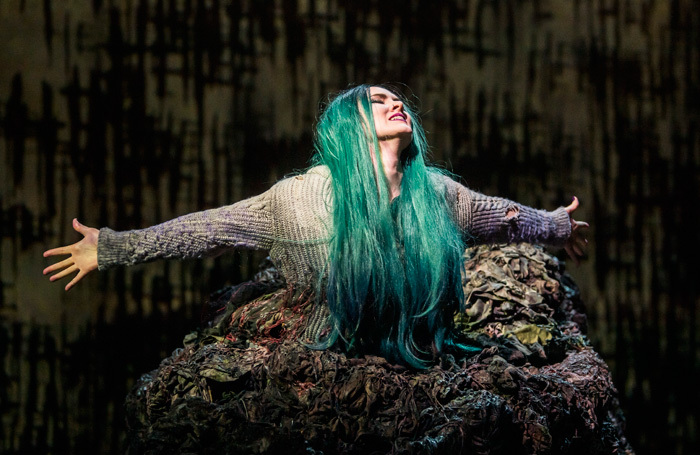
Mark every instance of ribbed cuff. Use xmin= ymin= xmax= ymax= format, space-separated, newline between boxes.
xmin=550 ymin=207 xmax=572 ymax=245
xmin=97 ymin=227 xmax=131 ymax=270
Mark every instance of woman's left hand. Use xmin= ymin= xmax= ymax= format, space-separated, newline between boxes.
xmin=563 ymin=196 xmax=589 ymax=265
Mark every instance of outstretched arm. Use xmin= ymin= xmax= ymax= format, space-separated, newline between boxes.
xmin=43 ymin=218 xmax=99 ymax=291
xmin=96 ymin=192 xmax=274 ymax=270
xmin=440 ymin=176 xmax=589 ymax=261
xmin=44 ymin=190 xmax=275 ymax=291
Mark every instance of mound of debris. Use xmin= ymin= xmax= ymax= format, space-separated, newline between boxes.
xmin=125 ymin=244 xmax=634 ymax=454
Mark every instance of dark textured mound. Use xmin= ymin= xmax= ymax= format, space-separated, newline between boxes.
xmin=125 ymin=244 xmax=634 ymax=454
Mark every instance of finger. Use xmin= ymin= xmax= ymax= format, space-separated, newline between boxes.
xmin=571 ymin=233 xmax=587 ymax=250
xmin=577 ymin=235 xmax=589 ymax=252
xmin=65 ymin=270 xmax=86 ymax=292
xmin=43 ymin=257 xmax=74 ymax=275
xmin=565 ymin=245 xmax=580 ymax=265
xmin=565 ymin=196 xmax=579 ymax=214
xmin=73 ymin=218 xmax=89 ymax=235
xmin=50 ymin=264 xmax=78 ymax=282
xmin=572 ymin=242 xmax=585 ymax=257
xmin=43 ymin=246 xmax=71 ymax=257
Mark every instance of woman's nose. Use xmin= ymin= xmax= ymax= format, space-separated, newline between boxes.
xmin=391 ymin=100 xmax=404 ymax=111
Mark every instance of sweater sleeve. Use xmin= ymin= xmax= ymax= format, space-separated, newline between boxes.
xmin=440 ymin=175 xmax=572 ymax=246
xmin=96 ymin=190 xmax=274 ymax=270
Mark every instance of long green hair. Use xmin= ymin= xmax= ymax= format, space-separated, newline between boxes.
xmin=311 ymin=84 xmax=467 ymax=368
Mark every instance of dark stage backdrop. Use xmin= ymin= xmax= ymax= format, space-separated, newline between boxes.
xmin=1 ymin=1 xmax=698 ymax=454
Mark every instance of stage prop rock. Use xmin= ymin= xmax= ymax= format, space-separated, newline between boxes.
xmin=125 ymin=244 xmax=634 ymax=454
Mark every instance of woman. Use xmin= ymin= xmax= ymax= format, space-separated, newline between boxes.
xmin=41 ymin=85 xmax=623 ymax=454
xmin=43 ymin=84 xmax=588 ymax=368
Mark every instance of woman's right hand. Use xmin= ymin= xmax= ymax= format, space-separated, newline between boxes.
xmin=563 ymin=196 xmax=589 ymax=265
xmin=43 ymin=218 xmax=99 ymax=291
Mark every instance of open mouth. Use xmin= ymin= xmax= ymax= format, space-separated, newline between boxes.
xmin=389 ymin=114 xmax=406 ymax=122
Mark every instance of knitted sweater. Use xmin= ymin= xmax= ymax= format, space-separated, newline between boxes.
xmin=97 ymin=166 xmax=572 ymax=285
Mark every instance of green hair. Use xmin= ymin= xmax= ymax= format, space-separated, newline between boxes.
xmin=311 ymin=84 xmax=468 ymax=368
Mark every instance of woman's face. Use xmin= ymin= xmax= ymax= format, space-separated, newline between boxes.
xmin=369 ymin=86 xmax=413 ymax=150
